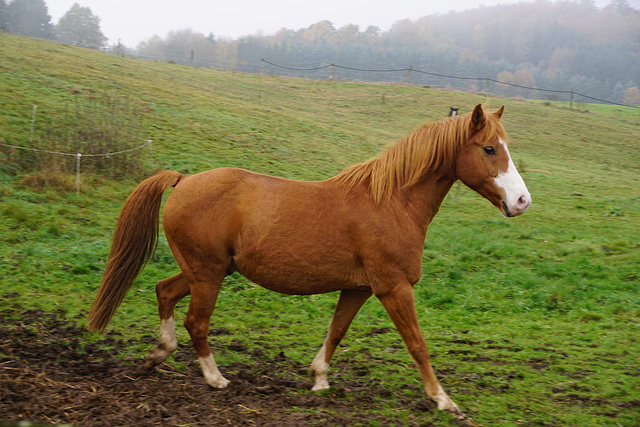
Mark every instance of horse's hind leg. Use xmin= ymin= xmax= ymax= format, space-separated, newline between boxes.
xmin=310 ymin=289 xmax=372 ymax=391
xmin=145 ymin=273 xmax=190 ymax=368
xmin=183 ymin=268 xmax=230 ymax=389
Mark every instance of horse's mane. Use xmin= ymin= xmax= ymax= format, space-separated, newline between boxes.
xmin=333 ymin=111 xmax=507 ymax=204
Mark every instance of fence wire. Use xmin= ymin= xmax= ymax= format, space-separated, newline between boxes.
xmin=0 ymin=139 xmax=153 ymax=194
xmin=261 ymin=59 xmax=637 ymax=108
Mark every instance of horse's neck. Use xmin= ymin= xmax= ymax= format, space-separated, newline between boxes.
xmin=401 ymin=173 xmax=456 ymax=232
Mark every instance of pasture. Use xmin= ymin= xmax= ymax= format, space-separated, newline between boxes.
xmin=1 ymin=34 xmax=639 ymax=426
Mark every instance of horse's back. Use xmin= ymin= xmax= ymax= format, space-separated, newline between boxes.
xmin=164 ymin=167 xmax=332 ymax=224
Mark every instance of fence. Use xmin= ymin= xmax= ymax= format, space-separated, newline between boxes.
xmin=260 ymin=60 xmax=636 ymax=109
xmin=0 ymin=134 xmax=153 ymax=194
xmin=118 ymin=46 xmax=637 ymax=108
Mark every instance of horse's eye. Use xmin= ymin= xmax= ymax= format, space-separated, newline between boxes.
xmin=483 ymin=146 xmax=496 ymax=155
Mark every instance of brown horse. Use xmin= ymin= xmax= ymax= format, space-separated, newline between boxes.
xmin=87 ymin=104 xmax=531 ymax=418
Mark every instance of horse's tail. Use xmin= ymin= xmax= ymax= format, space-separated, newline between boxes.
xmin=86 ymin=170 xmax=182 ymax=332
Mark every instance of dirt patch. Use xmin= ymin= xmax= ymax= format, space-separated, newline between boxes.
xmin=0 ymin=302 xmax=471 ymax=426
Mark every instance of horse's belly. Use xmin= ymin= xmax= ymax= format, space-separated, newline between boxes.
xmin=233 ymin=253 xmax=368 ymax=295
xmin=246 ymin=275 xmax=369 ymax=295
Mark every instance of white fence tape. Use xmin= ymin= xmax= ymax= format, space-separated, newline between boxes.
xmin=0 ymin=140 xmax=153 ymax=194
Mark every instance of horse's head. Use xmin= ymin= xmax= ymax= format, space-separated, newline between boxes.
xmin=455 ymin=104 xmax=531 ymax=217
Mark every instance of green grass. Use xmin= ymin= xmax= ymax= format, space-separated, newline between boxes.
xmin=1 ymin=33 xmax=639 ymax=426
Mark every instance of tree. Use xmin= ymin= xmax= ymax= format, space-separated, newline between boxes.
xmin=608 ymin=0 xmax=633 ymax=15
xmin=136 ymin=35 xmax=167 ymax=61
xmin=5 ymin=0 xmax=52 ymax=38
xmin=0 ymin=0 xmax=7 ymax=32
xmin=362 ymin=25 xmax=381 ymax=44
xmin=55 ymin=3 xmax=106 ymax=49
xmin=303 ymin=21 xmax=335 ymax=44
xmin=336 ymin=24 xmax=360 ymax=44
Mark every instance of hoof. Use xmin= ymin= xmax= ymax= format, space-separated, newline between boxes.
xmin=450 ymin=407 xmax=467 ymax=420
xmin=206 ymin=376 xmax=230 ymax=389
xmin=144 ymin=346 xmax=171 ymax=368
xmin=311 ymin=381 xmax=330 ymax=392
xmin=441 ymin=402 xmax=467 ymax=421
xmin=430 ymin=390 xmax=465 ymax=419
xmin=309 ymin=362 xmax=330 ymax=392
xmin=439 ymin=401 xmax=463 ymax=416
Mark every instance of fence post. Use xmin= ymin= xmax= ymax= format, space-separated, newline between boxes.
xmin=486 ymin=77 xmax=490 ymax=95
xmin=190 ymin=49 xmax=195 ymax=66
xmin=260 ymin=59 xmax=264 ymax=75
xmin=570 ymin=88 xmax=574 ymax=110
xmin=75 ymin=153 xmax=82 ymax=195
xmin=30 ymin=105 xmax=37 ymax=143
xmin=407 ymin=66 xmax=413 ymax=85
xmin=148 ymin=140 xmax=153 ymax=167
xmin=330 ymin=63 xmax=335 ymax=81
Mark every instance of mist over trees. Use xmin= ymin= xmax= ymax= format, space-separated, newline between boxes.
xmin=55 ymin=3 xmax=106 ymax=49
xmin=132 ymin=0 xmax=640 ymax=105
xmin=1 ymin=0 xmax=53 ymax=38
xmin=0 ymin=0 xmax=106 ymax=48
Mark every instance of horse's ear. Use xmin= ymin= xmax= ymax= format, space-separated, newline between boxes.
xmin=470 ymin=104 xmax=485 ymax=131
xmin=493 ymin=105 xmax=505 ymax=119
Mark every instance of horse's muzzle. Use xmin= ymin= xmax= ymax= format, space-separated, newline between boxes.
xmin=502 ymin=194 xmax=531 ymax=217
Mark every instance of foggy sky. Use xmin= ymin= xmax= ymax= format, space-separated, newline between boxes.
xmin=45 ymin=0 xmax=619 ymax=47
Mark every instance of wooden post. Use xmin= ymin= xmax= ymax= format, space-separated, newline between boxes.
xmin=29 ymin=105 xmax=37 ymax=143
xmin=570 ymin=89 xmax=574 ymax=110
xmin=148 ymin=140 xmax=153 ymax=167
xmin=407 ymin=66 xmax=413 ymax=85
xmin=75 ymin=153 xmax=82 ymax=195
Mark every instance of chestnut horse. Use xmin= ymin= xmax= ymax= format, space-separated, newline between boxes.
xmin=87 ymin=104 xmax=531 ymax=417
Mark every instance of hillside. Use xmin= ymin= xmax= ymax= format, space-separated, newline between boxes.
xmin=1 ymin=34 xmax=639 ymax=426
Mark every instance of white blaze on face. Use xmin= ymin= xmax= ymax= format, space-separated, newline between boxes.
xmin=494 ymin=138 xmax=531 ymax=217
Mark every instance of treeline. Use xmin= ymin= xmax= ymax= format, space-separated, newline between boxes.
xmin=0 ymin=0 xmax=106 ymax=49
xmin=133 ymin=0 xmax=640 ymax=105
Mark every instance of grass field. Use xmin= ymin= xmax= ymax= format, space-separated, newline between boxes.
xmin=1 ymin=33 xmax=639 ymax=426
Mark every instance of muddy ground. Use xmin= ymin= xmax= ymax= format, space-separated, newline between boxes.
xmin=0 ymin=298 xmax=474 ymax=427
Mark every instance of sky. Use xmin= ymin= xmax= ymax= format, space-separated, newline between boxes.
xmin=45 ymin=0 xmax=621 ymax=48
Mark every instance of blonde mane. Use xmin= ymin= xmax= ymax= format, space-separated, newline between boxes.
xmin=334 ymin=112 xmax=507 ymax=204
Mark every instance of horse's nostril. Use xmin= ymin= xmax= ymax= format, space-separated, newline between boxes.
xmin=517 ymin=195 xmax=530 ymax=209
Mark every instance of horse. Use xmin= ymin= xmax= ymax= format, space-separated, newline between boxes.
xmin=87 ymin=104 xmax=531 ymax=418
xmin=449 ymin=107 xmax=459 ymax=117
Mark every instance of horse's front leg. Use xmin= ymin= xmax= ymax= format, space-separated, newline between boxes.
xmin=145 ymin=273 xmax=190 ymax=368
xmin=375 ymin=280 xmax=463 ymax=418
xmin=310 ymin=289 xmax=372 ymax=390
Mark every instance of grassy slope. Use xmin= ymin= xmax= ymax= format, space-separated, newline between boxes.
xmin=1 ymin=34 xmax=639 ymax=425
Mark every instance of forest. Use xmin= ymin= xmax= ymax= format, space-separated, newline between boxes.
xmin=134 ymin=0 xmax=640 ymax=105
xmin=1 ymin=0 xmax=639 ymax=105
